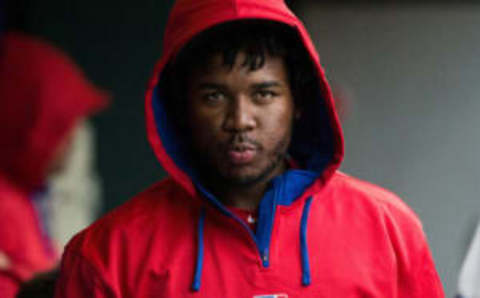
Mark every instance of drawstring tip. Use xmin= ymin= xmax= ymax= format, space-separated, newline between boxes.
xmin=300 ymin=196 xmax=314 ymax=288
xmin=192 ymin=209 xmax=206 ymax=292
xmin=302 ymin=274 xmax=311 ymax=286
xmin=191 ymin=280 xmax=201 ymax=292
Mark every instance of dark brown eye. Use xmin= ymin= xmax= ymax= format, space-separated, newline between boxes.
xmin=203 ymin=91 xmax=225 ymax=105
xmin=254 ymin=90 xmax=277 ymax=102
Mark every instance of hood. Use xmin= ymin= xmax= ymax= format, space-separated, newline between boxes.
xmin=0 ymin=32 xmax=108 ymax=191
xmin=146 ymin=0 xmax=345 ymax=291
xmin=146 ymin=0 xmax=344 ymax=198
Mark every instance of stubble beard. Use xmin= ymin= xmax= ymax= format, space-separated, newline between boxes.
xmin=222 ymin=137 xmax=289 ymax=187
xmin=202 ymin=130 xmax=292 ymax=189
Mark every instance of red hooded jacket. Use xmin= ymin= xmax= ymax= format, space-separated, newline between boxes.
xmin=0 ymin=32 xmax=107 ymax=297
xmin=55 ymin=0 xmax=444 ymax=297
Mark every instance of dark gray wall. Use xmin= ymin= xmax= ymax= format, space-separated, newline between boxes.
xmin=299 ymin=4 xmax=480 ymax=296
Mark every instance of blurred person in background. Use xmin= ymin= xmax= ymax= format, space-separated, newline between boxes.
xmin=0 ymin=31 xmax=107 ymax=297
xmin=48 ymin=121 xmax=103 ymax=248
xmin=55 ymin=0 xmax=444 ymax=297
xmin=457 ymin=220 xmax=480 ymax=298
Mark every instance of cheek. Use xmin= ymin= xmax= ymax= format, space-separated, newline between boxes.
xmin=261 ymin=107 xmax=294 ymax=157
xmin=188 ymin=109 xmax=224 ymax=148
xmin=261 ymin=102 xmax=294 ymax=137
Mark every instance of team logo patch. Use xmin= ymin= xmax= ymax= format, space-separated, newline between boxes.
xmin=253 ymin=294 xmax=288 ymax=298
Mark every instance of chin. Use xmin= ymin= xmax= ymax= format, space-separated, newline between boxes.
xmin=225 ymin=174 xmax=264 ymax=186
xmin=216 ymin=157 xmax=284 ymax=186
xmin=221 ymin=167 xmax=273 ymax=186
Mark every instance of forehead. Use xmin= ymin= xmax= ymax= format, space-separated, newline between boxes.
xmin=190 ymin=52 xmax=289 ymax=85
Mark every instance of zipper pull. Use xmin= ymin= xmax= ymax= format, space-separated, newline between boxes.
xmin=262 ymin=249 xmax=270 ymax=267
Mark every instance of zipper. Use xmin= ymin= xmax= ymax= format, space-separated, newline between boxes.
xmin=256 ymin=178 xmax=279 ymax=268
xmin=195 ymin=180 xmax=277 ymax=269
xmin=261 ymin=248 xmax=269 ymax=267
xmin=229 ymin=214 xmax=271 ymax=268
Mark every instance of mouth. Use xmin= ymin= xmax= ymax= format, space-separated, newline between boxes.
xmin=226 ymin=143 xmax=258 ymax=165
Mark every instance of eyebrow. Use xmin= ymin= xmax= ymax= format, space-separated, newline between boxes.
xmin=251 ymin=81 xmax=282 ymax=89
xmin=196 ymin=81 xmax=283 ymax=89
xmin=196 ymin=83 xmax=225 ymax=90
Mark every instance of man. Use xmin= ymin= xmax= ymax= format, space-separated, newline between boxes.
xmin=0 ymin=32 xmax=107 ymax=297
xmin=55 ymin=0 xmax=444 ymax=297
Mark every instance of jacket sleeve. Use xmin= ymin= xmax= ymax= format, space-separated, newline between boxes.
xmin=399 ymin=240 xmax=445 ymax=297
xmin=54 ymin=248 xmax=115 ymax=298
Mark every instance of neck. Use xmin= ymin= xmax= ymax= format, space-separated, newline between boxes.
xmin=205 ymin=161 xmax=288 ymax=211
xmin=218 ymin=182 xmax=269 ymax=211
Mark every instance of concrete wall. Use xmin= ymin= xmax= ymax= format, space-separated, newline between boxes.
xmin=299 ymin=4 xmax=480 ymax=296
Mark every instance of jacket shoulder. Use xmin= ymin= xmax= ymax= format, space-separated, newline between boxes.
xmin=326 ymin=173 xmax=443 ymax=295
xmin=328 ymin=171 xmax=422 ymax=229
xmin=322 ymin=172 xmax=431 ymax=275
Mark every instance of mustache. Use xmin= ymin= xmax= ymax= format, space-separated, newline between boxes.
xmin=224 ymin=134 xmax=262 ymax=150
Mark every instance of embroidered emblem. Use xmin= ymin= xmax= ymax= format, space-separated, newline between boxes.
xmin=0 ymin=251 xmax=11 ymax=270
xmin=253 ymin=294 xmax=288 ymax=298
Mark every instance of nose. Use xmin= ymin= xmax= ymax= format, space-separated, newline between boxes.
xmin=223 ymin=95 xmax=256 ymax=132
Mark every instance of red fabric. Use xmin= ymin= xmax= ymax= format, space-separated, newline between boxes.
xmin=230 ymin=207 xmax=257 ymax=231
xmin=55 ymin=0 xmax=444 ymax=297
xmin=0 ymin=32 xmax=108 ymax=297
xmin=56 ymin=175 xmax=444 ymax=297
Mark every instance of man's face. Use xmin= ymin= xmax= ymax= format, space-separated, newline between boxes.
xmin=187 ymin=52 xmax=295 ymax=186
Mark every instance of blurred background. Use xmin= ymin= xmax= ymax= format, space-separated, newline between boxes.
xmin=3 ymin=0 xmax=480 ymax=296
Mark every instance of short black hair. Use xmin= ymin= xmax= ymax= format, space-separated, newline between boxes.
xmin=161 ymin=19 xmax=319 ymax=119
